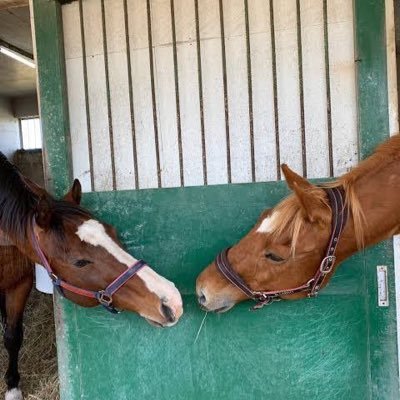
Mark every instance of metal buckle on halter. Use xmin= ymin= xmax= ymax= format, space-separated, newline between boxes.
xmin=49 ymin=272 xmax=59 ymax=282
xmin=307 ymin=278 xmax=318 ymax=298
xmin=96 ymin=290 xmax=113 ymax=307
xmin=319 ymin=255 xmax=336 ymax=274
xmin=250 ymin=292 xmax=280 ymax=311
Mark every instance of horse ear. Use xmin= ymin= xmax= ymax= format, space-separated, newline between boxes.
xmin=35 ymin=195 xmax=54 ymax=229
xmin=281 ymin=163 xmax=312 ymax=191
xmin=64 ymin=179 xmax=82 ymax=205
xmin=281 ymin=164 xmax=328 ymax=224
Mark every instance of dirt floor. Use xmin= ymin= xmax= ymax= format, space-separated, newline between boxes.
xmin=0 ymin=289 xmax=59 ymax=400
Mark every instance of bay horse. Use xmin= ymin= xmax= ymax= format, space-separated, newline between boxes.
xmin=196 ymin=134 xmax=400 ymax=312
xmin=0 ymin=153 xmax=183 ymax=400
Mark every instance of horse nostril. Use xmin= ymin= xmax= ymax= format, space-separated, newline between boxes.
xmin=198 ymin=292 xmax=206 ymax=305
xmin=161 ymin=303 xmax=176 ymax=323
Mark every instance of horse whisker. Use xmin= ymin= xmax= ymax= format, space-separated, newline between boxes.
xmin=194 ymin=311 xmax=208 ymax=344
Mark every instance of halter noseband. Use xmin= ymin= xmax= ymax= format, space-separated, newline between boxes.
xmin=31 ymin=217 xmax=146 ymax=314
xmin=215 ymin=187 xmax=348 ymax=310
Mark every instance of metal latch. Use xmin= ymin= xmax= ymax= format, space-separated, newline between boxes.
xmin=377 ymin=265 xmax=389 ymax=307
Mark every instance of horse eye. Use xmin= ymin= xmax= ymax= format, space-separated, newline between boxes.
xmin=265 ymin=252 xmax=285 ymax=263
xmin=73 ymin=259 xmax=92 ymax=268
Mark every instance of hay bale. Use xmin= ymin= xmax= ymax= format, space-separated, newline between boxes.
xmin=0 ymin=290 xmax=59 ymax=399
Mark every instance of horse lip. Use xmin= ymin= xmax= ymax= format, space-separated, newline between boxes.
xmin=145 ymin=318 xmax=164 ymax=328
xmin=144 ymin=317 xmax=179 ymax=328
xmin=213 ymin=304 xmax=235 ymax=313
xmin=214 ymin=305 xmax=231 ymax=313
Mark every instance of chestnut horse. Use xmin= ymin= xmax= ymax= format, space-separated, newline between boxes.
xmin=0 ymin=153 xmax=182 ymax=400
xmin=196 ymin=135 xmax=400 ymax=313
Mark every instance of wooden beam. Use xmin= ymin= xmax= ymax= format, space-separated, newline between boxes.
xmin=0 ymin=0 xmax=29 ymax=11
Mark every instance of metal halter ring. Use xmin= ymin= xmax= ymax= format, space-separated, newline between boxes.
xmin=96 ymin=290 xmax=113 ymax=307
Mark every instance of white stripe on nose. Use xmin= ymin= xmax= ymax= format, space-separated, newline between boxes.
xmin=76 ymin=220 xmax=180 ymax=303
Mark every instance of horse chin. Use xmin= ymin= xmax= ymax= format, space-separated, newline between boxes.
xmin=214 ymin=304 xmax=234 ymax=313
xmin=144 ymin=317 xmax=178 ymax=328
xmin=200 ymin=303 xmax=235 ymax=314
xmin=145 ymin=318 xmax=164 ymax=328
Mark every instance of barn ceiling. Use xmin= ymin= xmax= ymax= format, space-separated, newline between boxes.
xmin=0 ymin=3 xmax=36 ymax=97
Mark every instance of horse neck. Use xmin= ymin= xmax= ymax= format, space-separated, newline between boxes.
xmin=337 ymin=160 xmax=400 ymax=261
xmin=15 ymin=235 xmax=41 ymax=265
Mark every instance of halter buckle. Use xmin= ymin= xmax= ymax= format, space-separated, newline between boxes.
xmin=319 ymin=255 xmax=336 ymax=274
xmin=306 ymin=278 xmax=314 ymax=287
xmin=49 ymin=272 xmax=59 ymax=282
xmin=96 ymin=290 xmax=113 ymax=307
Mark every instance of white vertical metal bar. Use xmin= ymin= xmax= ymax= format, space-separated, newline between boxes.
xmin=223 ymin=0 xmax=252 ymax=183
xmin=151 ymin=0 xmax=180 ymax=188
xmin=104 ymin=0 xmax=135 ymax=190
xmin=82 ymin=0 xmax=113 ymax=191
xmin=274 ymin=0 xmax=303 ymax=175
xmin=248 ymin=0 xmax=277 ymax=182
xmin=301 ymin=0 xmax=330 ymax=178
xmin=199 ymin=0 xmax=228 ymax=185
xmin=127 ymin=0 xmax=159 ymax=189
xmin=175 ymin=0 xmax=204 ymax=186
xmin=327 ymin=0 xmax=357 ymax=176
xmin=62 ymin=1 xmax=92 ymax=191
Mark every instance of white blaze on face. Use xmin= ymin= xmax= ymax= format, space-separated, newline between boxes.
xmin=256 ymin=211 xmax=280 ymax=234
xmin=76 ymin=220 xmax=182 ymax=309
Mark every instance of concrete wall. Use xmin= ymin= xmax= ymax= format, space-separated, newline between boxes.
xmin=0 ymin=95 xmax=43 ymax=186
xmin=12 ymin=148 xmax=44 ymax=186
xmin=11 ymin=94 xmax=39 ymax=118
xmin=0 ymin=96 xmax=20 ymax=158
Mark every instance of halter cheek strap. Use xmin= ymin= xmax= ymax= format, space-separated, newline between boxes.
xmin=215 ymin=187 xmax=348 ymax=310
xmin=30 ymin=218 xmax=146 ymax=314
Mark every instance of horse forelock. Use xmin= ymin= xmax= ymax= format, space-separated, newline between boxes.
xmin=261 ymin=182 xmax=365 ymax=254
xmin=267 ymin=193 xmax=315 ymax=254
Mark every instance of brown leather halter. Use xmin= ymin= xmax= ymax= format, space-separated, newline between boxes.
xmin=31 ymin=217 xmax=146 ymax=313
xmin=215 ymin=187 xmax=348 ymax=310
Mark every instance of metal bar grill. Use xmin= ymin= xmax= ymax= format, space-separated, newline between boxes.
xmin=123 ymin=0 xmax=139 ymax=189
xmin=323 ymin=0 xmax=334 ymax=177
xmin=100 ymin=0 xmax=116 ymax=190
xmin=218 ymin=0 xmax=231 ymax=184
xmin=63 ymin=0 xmax=358 ymax=192
xmin=170 ymin=0 xmax=184 ymax=187
xmin=244 ymin=0 xmax=255 ymax=182
xmin=146 ymin=0 xmax=161 ymax=188
xmin=296 ymin=0 xmax=306 ymax=178
xmin=269 ymin=0 xmax=281 ymax=180
xmin=194 ymin=0 xmax=207 ymax=186
xmin=78 ymin=0 xmax=94 ymax=191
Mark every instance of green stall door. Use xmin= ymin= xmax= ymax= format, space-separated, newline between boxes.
xmin=53 ymin=182 xmax=398 ymax=400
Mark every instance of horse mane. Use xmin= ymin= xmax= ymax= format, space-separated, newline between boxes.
xmin=272 ymin=134 xmax=400 ymax=252
xmin=0 ymin=152 xmax=92 ymax=245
